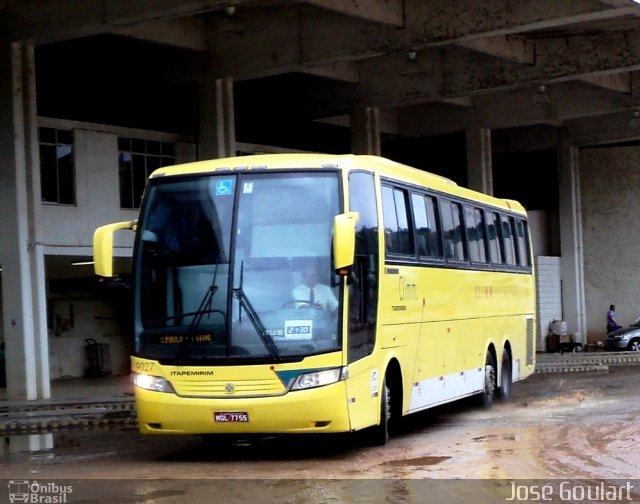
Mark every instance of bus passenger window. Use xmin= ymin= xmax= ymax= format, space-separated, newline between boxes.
xmin=515 ymin=219 xmax=531 ymax=267
xmin=412 ymin=193 xmax=443 ymax=260
xmin=488 ymin=212 xmax=503 ymax=264
xmin=382 ymin=186 xmax=413 ymax=256
xmin=466 ymin=206 xmax=488 ymax=263
xmin=441 ymin=200 xmax=467 ymax=262
xmin=501 ymin=215 xmax=517 ymax=266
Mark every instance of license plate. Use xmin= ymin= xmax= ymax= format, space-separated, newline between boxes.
xmin=214 ymin=412 xmax=249 ymax=423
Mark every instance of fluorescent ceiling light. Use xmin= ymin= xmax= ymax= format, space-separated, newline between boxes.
xmin=70 ymin=261 xmax=94 ymax=266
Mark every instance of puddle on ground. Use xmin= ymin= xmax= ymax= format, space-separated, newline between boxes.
xmin=381 ymin=455 xmax=450 ymax=467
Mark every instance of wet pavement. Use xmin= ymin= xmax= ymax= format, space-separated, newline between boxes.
xmin=0 ymin=374 xmax=135 ymax=437
xmin=0 ymin=365 xmax=640 ymax=502
xmin=2 ymin=352 xmax=635 ymax=438
xmin=1 ymin=365 xmax=640 ymax=503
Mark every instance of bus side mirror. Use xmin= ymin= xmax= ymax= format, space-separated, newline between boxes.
xmin=93 ymin=221 xmax=136 ymax=277
xmin=333 ymin=212 xmax=359 ymax=276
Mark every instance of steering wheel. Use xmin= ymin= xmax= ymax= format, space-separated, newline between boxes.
xmin=281 ymin=299 xmax=323 ymax=310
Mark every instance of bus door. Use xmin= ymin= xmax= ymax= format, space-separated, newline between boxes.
xmin=344 ymin=171 xmax=380 ymax=430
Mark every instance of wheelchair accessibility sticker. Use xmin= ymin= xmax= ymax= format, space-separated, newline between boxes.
xmin=371 ymin=369 xmax=379 ymax=397
xmin=215 ymin=179 xmax=233 ymax=196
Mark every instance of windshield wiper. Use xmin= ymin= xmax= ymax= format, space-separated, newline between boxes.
xmin=233 ymin=261 xmax=280 ymax=360
xmin=175 ymin=260 xmax=222 ymax=362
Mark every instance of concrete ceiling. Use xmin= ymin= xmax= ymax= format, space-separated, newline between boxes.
xmin=5 ymin=0 xmax=640 ymax=146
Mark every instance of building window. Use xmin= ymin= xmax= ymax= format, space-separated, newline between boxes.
xmin=118 ymin=138 xmax=175 ymax=209
xmin=39 ymin=127 xmax=75 ymax=205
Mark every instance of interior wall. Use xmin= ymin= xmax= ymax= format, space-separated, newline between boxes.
xmin=528 ymin=210 xmax=551 ymax=256
xmin=48 ymin=298 xmax=129 ymax=378
xmin=580 ymin=146 xmax=640 ymax=342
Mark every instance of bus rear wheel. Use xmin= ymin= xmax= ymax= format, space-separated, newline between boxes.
xmin=498 ymin=349 xmax=512 ymax=402
xmin=481 ymin=351 xmax=496 ymax=409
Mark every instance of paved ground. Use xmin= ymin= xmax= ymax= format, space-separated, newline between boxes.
xmin=0 ymin=374 xmax=135 ymax=436
xmin=1 ymin=363 xmax=639 ymax=503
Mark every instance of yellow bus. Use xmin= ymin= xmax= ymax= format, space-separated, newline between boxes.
xmin=94 ymin=154 xmax=535 ymax=444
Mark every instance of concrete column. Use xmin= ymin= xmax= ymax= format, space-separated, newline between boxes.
xmin=198 ymin=77 xmax=236 ymax=160
xmin=558 ymin=132 xmax=587 ymax=342
xmin=351 ymin=106 xmax=381 ymax=155
xmin=0 ymin=41 xmax=49 ymax=401
xmin=22 ymin=42 xmax=50 ymax=399
xmin=32 ymin=245 xmax=50 ymax=398
xmin=465 ymin=127 xmax=494 ymax=195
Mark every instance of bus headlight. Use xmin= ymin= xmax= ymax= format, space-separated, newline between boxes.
xmin=290 ymin=367 xmax=348 ymax=391
xmin=132 ymin=373 xmax=176 ymax=393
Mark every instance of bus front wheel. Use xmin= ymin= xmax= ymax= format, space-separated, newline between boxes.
xmin=481 ymin=351 xmax=496 ymax=409
xmin=366 ymin=379 xmax=391 ymax=446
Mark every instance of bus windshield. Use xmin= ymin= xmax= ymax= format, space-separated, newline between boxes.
xmin=134 ymin=171 xmax=342 ymax=363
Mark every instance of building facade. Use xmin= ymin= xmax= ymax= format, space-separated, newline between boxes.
xmin=3 ymin=1 xmax=640 ymax=405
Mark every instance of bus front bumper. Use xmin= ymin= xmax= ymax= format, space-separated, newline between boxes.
xmin=135 ymin=381 xmax=351 ymax=435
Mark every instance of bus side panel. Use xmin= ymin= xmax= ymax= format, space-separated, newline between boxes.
xmin=409 ymin=319 xmax=481 ymax=411
xmin=378 ymin=266 xmax=535 ymax=413
xmin=408 ymin=314 xmax=534 ymax=412
xmin=510 ymin=315 xmax=536 ymax=382
xmin=376 ymin=265 xmax=422 ymax=416
xmin=345 ymin=355 xmax=385 ymax=431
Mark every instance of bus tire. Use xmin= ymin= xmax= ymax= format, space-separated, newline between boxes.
xmin=366 ymin=379 xmax=390 ymax=446
xmin=498 ymin=349 xmax=512 ymax=402
xmin=481 ymin=351 xmax=496 ymax=409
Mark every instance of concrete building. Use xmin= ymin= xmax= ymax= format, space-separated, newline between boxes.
xmin=2 ymin=0 xmax=640 ymax=406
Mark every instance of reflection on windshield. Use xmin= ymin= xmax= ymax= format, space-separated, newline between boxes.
xmin=134 ymin=172 xmax=342 ymax=363
xmin=231 ymin=173 xmax=341 ymax=358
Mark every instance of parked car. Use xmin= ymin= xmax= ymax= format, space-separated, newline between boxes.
xmin=606 ymin=319 xmax=640 ymax=351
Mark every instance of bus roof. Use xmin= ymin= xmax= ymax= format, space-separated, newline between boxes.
xmin=150 ymin=153 xmax=526 ymax=214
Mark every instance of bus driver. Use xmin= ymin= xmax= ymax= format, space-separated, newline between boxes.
xmin=292 ymin=262 xmax=338 ymax=311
